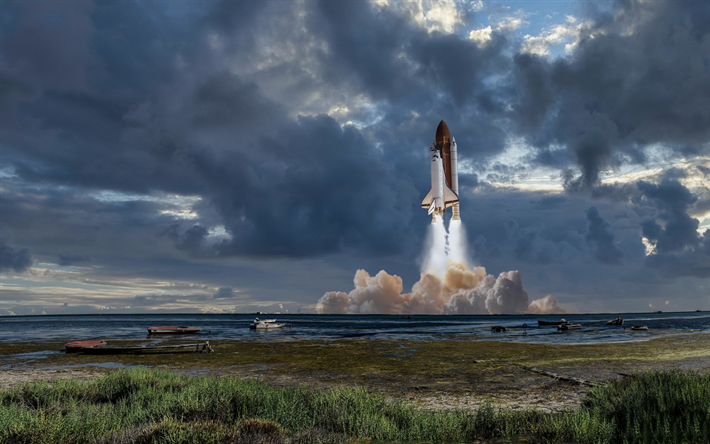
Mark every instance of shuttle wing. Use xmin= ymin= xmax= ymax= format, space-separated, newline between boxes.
xmin=421 ymin=188 xmax=434 ymax=208
xmin=443 ymin=184 xmax=459 ymax=206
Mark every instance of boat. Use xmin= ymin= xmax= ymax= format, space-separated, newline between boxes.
xmin=491 ymin=326 xmax=507 ymax=332
xmin=249 ymin=318 xmax=288 ymax=329
xmin=557 ymin=322 xmax=582 ymax=331
xmin=631 ymin=326 xmax=649 ymax=331
xmin=538 ymin=318 xmax=566 ymax=326
xmin=80 ymin=342 xmax=214 ymax=355
xmin=65 ymin=340 xmax=107 ymax=353
xmin=147 ymin=326 xmax=202 ymax=334
xmin=606 ymin=317 xmax=624 ymax=326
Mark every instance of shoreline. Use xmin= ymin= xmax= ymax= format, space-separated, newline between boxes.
xmin=2 ymin=333 xmax=708 ymax=413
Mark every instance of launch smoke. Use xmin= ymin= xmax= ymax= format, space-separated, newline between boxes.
xmin=317 ymin=261 xmax=564 ymax=315
xmin=318 ymin=218 xmax=564 ymax=315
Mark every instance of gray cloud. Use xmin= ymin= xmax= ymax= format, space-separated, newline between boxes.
xmin=636 ymin=179 xmax=709 ymax=277
xmin=0 ymin=241 xmax=33 ymax=272
xmin=213 ymin=287 xmax=234 ymax=299
xmin=585 ymin=206 xmax=623 ymax=264
xmin=0 ymin=0 xmax=707 ymax=313
xmin=57 ymin=253 xmax=90 ymax=266
xmin=515 ymin=1 xmax=710 ymax=189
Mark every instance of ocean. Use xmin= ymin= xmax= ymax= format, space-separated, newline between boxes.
xmin=2 ymin=312 xmax=708 ymax=345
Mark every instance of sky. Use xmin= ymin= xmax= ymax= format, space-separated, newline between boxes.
xmin=0 ymin=0 xmax=708 ymax=315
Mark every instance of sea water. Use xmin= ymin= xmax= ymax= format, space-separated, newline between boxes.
xmin=1 ymin=312 xmax=708 ymax=344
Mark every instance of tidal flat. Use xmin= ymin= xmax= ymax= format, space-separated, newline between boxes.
xmin=1 ymin=332 xmax=708 ymax=415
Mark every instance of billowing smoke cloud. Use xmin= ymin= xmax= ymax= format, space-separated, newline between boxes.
xmin=528 ymin=295 xmax=566 ymax=314
xmin=317 ymin=261 xmax=537 ymax=315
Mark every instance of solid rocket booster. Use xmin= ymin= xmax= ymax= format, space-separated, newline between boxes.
xmin=421 ymin=120 xmax=460 ymax=223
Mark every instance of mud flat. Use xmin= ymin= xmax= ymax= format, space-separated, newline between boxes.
xmin=1 ymin=332 xmax=708 ymax=413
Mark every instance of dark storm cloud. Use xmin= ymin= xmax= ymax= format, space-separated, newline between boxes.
xmin=635 ymin=179 xmax=709 ymax=277
xmin=513 ymin=1 xmax=710 ymax=189
xmin=190 ymin=72 xmax=286 ymax=130
xmin=213 ymin=287 xmax=234 ymax=299
xmin=195 ymin=115 xmax=419 ymax=257
xmin=0 ymin=241 xmax=33 ymax=272
xmin=161 ymin=224 xmax=211 ymax=257
xmin=585 ymin=206 xmax=623 ymax=264
xmin=0 ymin=0 xmax=708 ymax=314
xmin=57 ymin=253 xmax=90 ymax=266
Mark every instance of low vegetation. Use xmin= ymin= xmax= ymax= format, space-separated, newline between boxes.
xmin=0 ymin=367 xmax=707 ymax=444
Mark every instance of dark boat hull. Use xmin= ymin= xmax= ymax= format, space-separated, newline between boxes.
xmin=65 ymin=340 xmax=107 ymax=353
xmin=80 ymin=342 xmax=213 ymax=355
xmin=538 ymin=320 xmax=563 ymax=326
xmin=147 ymin=327 xmax=202 ymax=334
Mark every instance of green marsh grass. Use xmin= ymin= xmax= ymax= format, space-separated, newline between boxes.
xmin=1 ymin=367 xmax=707 ymax=444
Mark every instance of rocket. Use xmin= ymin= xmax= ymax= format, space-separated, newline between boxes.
xmin=421 ymin=120 xmax=460 ymax=223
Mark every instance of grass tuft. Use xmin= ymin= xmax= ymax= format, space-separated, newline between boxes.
xmin=0 ymin=367 xmax=707 ymax=444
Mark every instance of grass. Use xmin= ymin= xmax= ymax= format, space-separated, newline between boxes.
xmin=1 ymin=367 xmax=708 ymax=444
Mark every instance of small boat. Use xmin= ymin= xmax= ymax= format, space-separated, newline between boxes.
xmin=65 ymin=340 xmax=107 ymax=353
xmin=491 ymin=326 xmax=507 ymax=332
xmin=631 ymin=325 xmax=649 ymax=331
xmin=147 ymin=326 xmax=202 ymax=334
xmin=80 ymin=342 xmax=214 ymax=355
xmin=250 ymin=318 xmax=288 ymax=329
xmin=402 ymin=316 xmax=412 ymax=320
xmin=538 ymin=318 xmax=566 ymax=326
xmin=606 ymin=317 xmax=624 ymax=326
xmin=557 ymin=322 xmax=582 ymax=331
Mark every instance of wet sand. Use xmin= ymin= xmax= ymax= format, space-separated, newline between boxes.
xmin=1 ymin=332 xmax=708 ymax=413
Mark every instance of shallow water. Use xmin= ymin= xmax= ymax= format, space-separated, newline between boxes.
xmin=1 ymin=312 xmax=708 ymax=344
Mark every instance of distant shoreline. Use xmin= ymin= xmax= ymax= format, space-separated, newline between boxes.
xmin=2 ymin=310 xmax=708 ymax=317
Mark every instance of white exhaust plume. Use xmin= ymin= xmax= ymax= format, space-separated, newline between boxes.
xmin=419 ymin=218 xmax=448 ymax=275
xmin=447 ymin=219 xmax=471 ymax=268
xmin=527 ymin=295 xmax=566 ymax=314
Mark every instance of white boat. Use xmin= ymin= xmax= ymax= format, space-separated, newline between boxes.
xmin=557 ymin=322 xmax=582 ymax=331
xmin=249 ymin=318 xmax=287 ymax=330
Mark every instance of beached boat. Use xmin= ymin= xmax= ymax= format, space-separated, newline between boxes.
xmin=250 ymin=318 xmax=288 ymax=329
xmin=147 ymin=326 xmax=202 ymax=334
xmin=65 ymin=340 xmax=107 ymax=353
xmin=538 ymin=318 xmax=566 ymax=326
xmin=80 ymin=342 xmax=214 ymax=355
xmin=631 ymin=325 xmax=649 ymax=331
xmin=557 ymin=322 xmax=582 ymax=331
xmin=606 ymin=317 xmax=624 ymax=326
xmin=491 ymin=326 xmax=507 ymax=332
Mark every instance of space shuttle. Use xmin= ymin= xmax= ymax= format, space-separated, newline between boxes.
xmin=421 ymin=120 xmax=460 ymax=223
